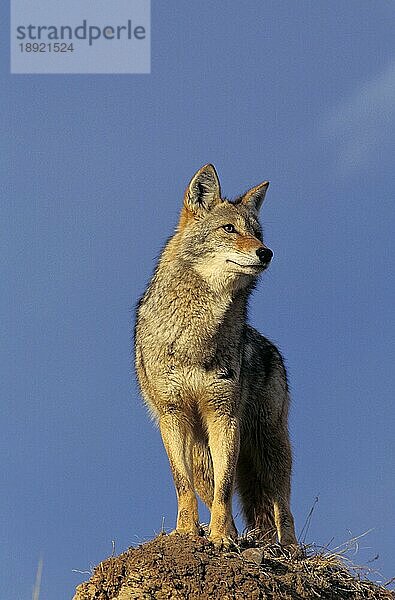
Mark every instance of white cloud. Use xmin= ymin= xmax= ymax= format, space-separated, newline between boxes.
xmin=321 ymin=60 xmax=395 ymax=174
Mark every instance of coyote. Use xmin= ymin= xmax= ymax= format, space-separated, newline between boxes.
xmin=134 ymin=164 xmax=297 ymax=547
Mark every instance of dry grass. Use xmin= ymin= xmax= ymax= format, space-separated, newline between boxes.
xmin=32 ymin=557 xmax=43 ymax=600
xmin=73 ymin=530 xmax=394 ymax=599
xmin=237 ymin=527 xmax=394 ymax=598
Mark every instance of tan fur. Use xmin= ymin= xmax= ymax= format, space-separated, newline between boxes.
xmin=235 ymin=235 xmax=263 ymax=253
xmin=135 ymin=165 xmax=297 ymax=548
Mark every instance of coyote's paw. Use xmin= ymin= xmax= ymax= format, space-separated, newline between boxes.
xmin=170 ymin=524 xmax=202 ymax=536
xmin=208 ymin=517 xmax=238 ymax=548
xmin=208 ymin=533 xmax=236 ymax=549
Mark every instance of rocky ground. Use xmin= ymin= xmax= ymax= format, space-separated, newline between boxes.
xmin=73 ymin=533 xmax=394 ymax=600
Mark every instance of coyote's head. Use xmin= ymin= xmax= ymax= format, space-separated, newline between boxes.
xmin=175 ymin=164 xmax=273 ymax=290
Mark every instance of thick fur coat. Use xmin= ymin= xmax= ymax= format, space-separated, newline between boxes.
xmin=135 ymin=164 xmax=297 ymax=547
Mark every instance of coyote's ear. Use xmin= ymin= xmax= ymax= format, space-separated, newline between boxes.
xmin=184 ymin=164 xmax=221 ymax=216
xmin=241 ymin=181 xmax=269 ymax=212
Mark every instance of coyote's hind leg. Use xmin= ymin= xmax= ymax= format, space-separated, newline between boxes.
xmin=192 ymin=443 xmax=214 ymax=508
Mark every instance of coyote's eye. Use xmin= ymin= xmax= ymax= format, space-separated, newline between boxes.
xmin=222 ymin=224 xmax=237 ymax=233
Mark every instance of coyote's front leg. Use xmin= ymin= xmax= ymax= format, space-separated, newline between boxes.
xmin=159 ymin=411 xmax=200 ymax=535
xmin=206 ymin=413 xmax=240 ymax=547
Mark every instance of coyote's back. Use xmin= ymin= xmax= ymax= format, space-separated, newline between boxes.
xmin=135 ymin=164 xmax=297 ymax=547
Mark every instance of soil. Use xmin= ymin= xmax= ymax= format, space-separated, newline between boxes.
xmin=73 ymin=533 xmax=394 ymax=600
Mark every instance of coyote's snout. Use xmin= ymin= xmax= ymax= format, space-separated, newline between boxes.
xmin=134 ymin=164 xmax=297 ymax=548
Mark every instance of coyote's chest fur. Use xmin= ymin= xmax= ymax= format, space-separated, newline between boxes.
xmin=135 ymin=268 xmax=245 ymax=420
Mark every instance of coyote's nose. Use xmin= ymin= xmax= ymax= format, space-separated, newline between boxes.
xmin=256 ymin=247 xmax=273 ymax=264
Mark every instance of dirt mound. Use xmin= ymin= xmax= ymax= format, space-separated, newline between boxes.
xmin=73 ymin=533 xmax=393 ymax=600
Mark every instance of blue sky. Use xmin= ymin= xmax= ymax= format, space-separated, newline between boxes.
xmin=1 ymin=2 xmax=394 ymax=598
